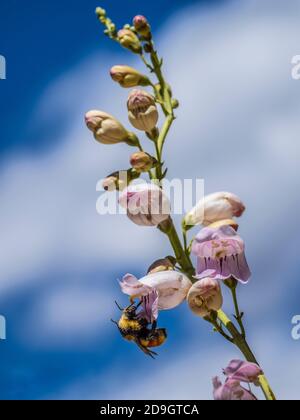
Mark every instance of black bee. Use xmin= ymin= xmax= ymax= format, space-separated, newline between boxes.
xmin=111 ymin=301 xmax=167 ymax=359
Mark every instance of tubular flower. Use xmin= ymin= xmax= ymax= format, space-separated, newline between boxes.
xmin=119 ymin=271 xmax=192 ymax=310
xmin=213 ymin=377 xmax=257 ymax=401
xmin=224 ymin=360 xmax=263 ymax=385
xmin=110 ymin=65 xmax=150 ymax=88
xmin=85 ymin=110 xmax=138 ymax=146
xmin=192 ymin=225 xmax=251 ymax=284
xmin=187 ymin=274 xmax=223 ymax=318
xmin=119 ymin=183 xmax=170 ymax=227
xmin=127 ymin=89 xmax=159 ymax=132
xmin=184 ymin=192 xmax=245 ymax=228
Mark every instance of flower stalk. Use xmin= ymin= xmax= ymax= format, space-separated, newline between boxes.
xmin=92 ymin=6 xmax=277 ymax=401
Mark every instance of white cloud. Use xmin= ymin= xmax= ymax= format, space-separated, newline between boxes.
xmin=1 ymin=0 xmax=300 ymax=399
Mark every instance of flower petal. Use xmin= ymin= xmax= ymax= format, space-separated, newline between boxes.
xmin=119 ymin=274 xmax=153 ymax=297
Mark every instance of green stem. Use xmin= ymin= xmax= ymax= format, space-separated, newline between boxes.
xmin=231 ymin=285 xmax=246 ymax=338
xmin=217 ymin=310 xmax=276 ymax=401
xmin=158 ymin=218 xmax=195 ymax=279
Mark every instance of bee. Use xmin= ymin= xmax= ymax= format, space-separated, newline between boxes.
xmin=111 ymin=301 xmax=167 ymax=359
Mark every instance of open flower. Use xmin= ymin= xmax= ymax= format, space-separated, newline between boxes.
xmin=85 ymin=110 xmax=138 ymax=146
xmin=187 ymin=273 xmax=223 ymax=317
xmin=213 ymin=377 xmax=257 ymax=401
xmin=192 ymin=225 xmax=251 ymax=284
xmin=184 ymin=192 xmax=245 ymax=228
xmin=119 ymin=271 xmax=192 ymax=310
xmin=119 ymin=183 xmax=170 ymax=226
xmin=110 ymin=65 xmax=150 ymax=88
xmin=127 ymin=89 xmax=159 ymax=132
xmin=224 ymin=360 xmax=263 ymax=385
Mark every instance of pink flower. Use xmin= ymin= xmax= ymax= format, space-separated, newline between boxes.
xmin=119 ymin=183 xmax=170 ymax=226
xmin=192 ymin=225 xmax=251 ymax=284
xmin=187 ymin=274 xmax=223 ymax=317
xmin=213 ymin=377 xmax=257 ymax=401
xmin=224 ymin=360 xmax=263 ymax=385
xmin=119 ymin=271 xmax=192 ymax=310
xmin=119 ymin=274 xmax=152 ymax=297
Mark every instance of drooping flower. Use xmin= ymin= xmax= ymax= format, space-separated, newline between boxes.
xmin=85 ymin=110 xmax=138 ymax=146
xmin=119 ymin=271 xmax=192 ymax=310
xmin=223 ymin=360 xmax=263 ymax=385
xmin=110 ymin=65 xmax=150 ymax=88
xmin=187 ymin=273 xmax=223 ymax=317
xmin=118 ymin=29 xmax=142 ymax=53
xmin=119 ymin=183 xmax=170 ymax=227
xmin=184 ymin=192 xmax=245 ymax=228
xmin=127 ymin=89 xmax=159 ymax=133
xmin=192 ymin=225 xmax=251 ymax=284
xmin=213 ymin=377 xmax=257 ymax=401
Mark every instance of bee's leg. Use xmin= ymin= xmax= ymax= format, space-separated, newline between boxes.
xmin=111 ymin=319 xmax=118 ymax=326
xmin=150 ymin=320 xmax=157 ymax=333
xmin=135 ymin=339 xmax=158 ymax=359
xmin=115 ymin=301 xmax=123 ymax=311
xmin=135 ymin=300 xmax=142 ymax=310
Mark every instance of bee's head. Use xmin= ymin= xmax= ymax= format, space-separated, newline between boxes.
xmin=124 ymin=305 xmax=137 ymax=319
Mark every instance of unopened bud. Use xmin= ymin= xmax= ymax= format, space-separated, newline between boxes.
xmin=208 ymin=219 xmax=239 ymax=231
xmin=172 ymin=99 xmax=179 ymax=109
xmin=133 ymin=15 xmax=151 ymax=40
xmin=130 ymin=151 xmax=155 ymax=172
xmin=85 ymin=110 xmax=139 ymax=146
xmin=102 ymin=173 xmax=123 ymax=192
xmin=147 ymin=257 xmax=175 ymax=274
xmin=127 ymin=89 xmax=158 ymax=132
xmin=95 ymin=7 xmax=106 ymax=18
xmin=110 ymin=65 xmax=150 ymax=88
xmin=118 ymin=29 xmax=142 ymax=54
xmin=102 ymin=169 xmax=140 ymax=191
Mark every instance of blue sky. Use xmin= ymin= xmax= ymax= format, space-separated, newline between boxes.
xmin=1 ymin=0 xmax=300 ymax=400
xmin=0 ymin=0 xmax=221 ymax=155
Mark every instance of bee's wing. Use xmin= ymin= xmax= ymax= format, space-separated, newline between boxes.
xmin=135 ymin=339 xmax=158 ymax=359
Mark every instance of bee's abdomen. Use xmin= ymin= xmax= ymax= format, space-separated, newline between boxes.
xmin=141 ymin=329 xmax=167 ymax=348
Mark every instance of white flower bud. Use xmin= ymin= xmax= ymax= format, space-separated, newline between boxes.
xmin=184 ymin=192 xmax=245 ymax=227
xmin=127 ymin=89 xmax=159 ymax=132
xmin=85 ymin=110 xmax=138 ymax=146
xmin=139 ymin=271 xmax=192 ymax=310
xmin=110 ymin=65 xmax=150 ymax=88
xmin=118 ymin=29 xmax=142 ymax=54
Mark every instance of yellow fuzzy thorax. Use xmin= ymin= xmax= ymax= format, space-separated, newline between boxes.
xmin=118 ymin=316 xmax=142 ymax=332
